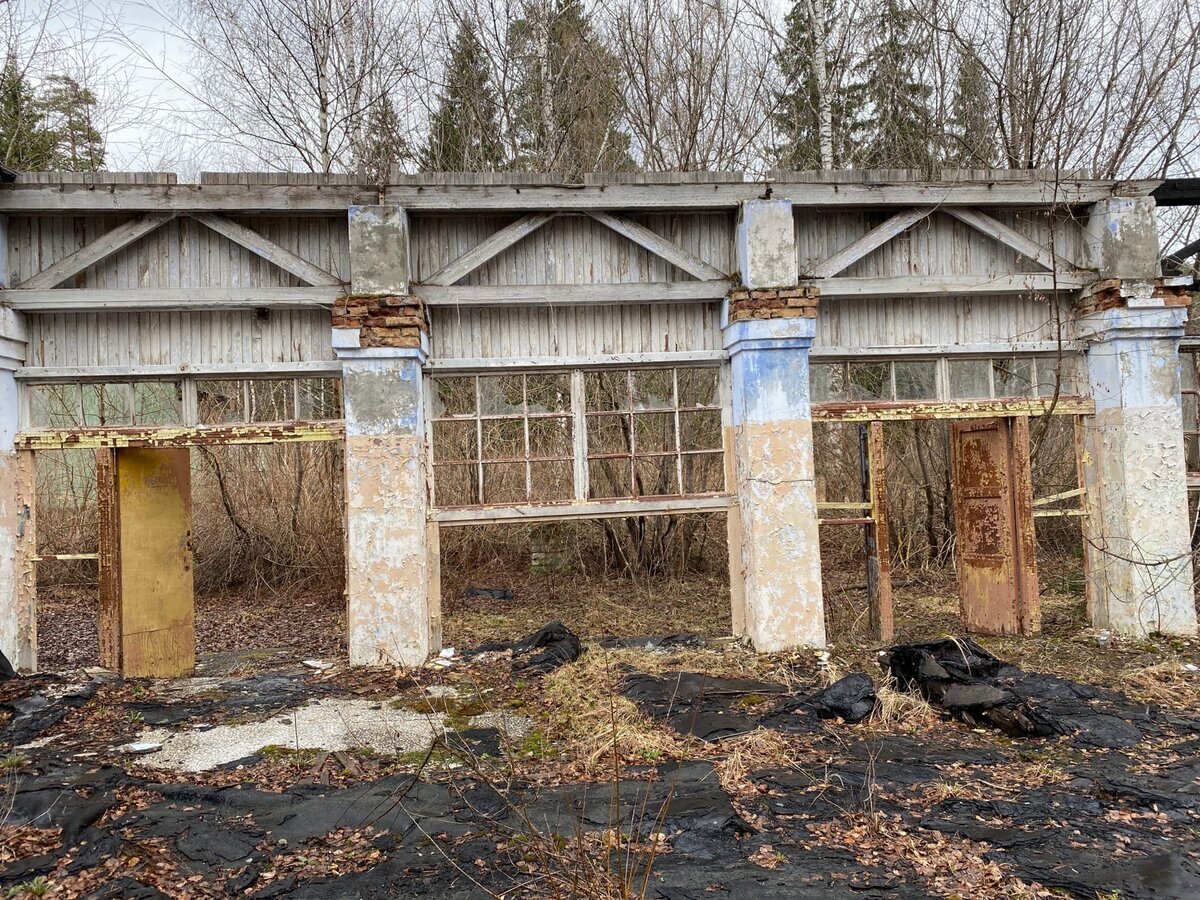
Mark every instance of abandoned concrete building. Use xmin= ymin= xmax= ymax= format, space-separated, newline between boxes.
xmin=0 ymin=170 xmax=1197 ymax=676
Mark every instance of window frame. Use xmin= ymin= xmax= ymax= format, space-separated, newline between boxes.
xmin=426 ymin=364 xmax=729 ymax=511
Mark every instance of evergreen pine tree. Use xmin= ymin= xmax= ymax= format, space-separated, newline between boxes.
xmin=422 ymin=19 xmax=505 ymax=172
xmin=855 ymin=0 xmax=934 ymax=172
xmin=0 ymin=55 xmax=56 ymax=170
xmin=40 ymin=75 xmax=105 ymax=171
xmin=775 ymin=1 xmax=863 ymax=170
xmin=949 ymin=45 xmax=997 ymax=168
xmin=359 ymin=93 xmax=411 ymax=182
xmin=509 ymin=0 xmax=632 ymax=178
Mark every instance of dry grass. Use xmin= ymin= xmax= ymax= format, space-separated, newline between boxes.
xmin=1120 ymin=659 xmax=1200 ymax=708
xmin=714 ymin=728 xmax=800 ymax=792
xmin=539 ymin=649 xmax=692 ymax=774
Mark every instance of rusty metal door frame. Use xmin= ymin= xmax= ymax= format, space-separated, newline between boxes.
xmin=950 ymin=415 xmax=1040 ymax=636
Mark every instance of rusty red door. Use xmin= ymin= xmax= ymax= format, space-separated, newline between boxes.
xmin=950 ymin=417 xmax=1039 ymax=636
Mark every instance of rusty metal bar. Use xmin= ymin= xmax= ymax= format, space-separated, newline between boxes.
xmin=867 ymin=421 xmax=894 ymax=641
xmin=96 ymin=447 xmax=121 ymax=670
xmin=31 ymin=553 xmax=99 ymax=562
xmin=813 ymin=397 xmax=1092 ymax=422
xmin=16 ymin=421 xmax=344 ymax=450
xmin=1032 ymin=508 xmax=1088 ymax=518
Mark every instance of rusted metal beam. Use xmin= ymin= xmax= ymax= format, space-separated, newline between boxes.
xmin=15 ymin=422 xmax=344 ymax=450
xmin=813 ymin=398 xmax=1092 ymax=422
xmin=96 ymin=447 xmax=121 ymax=670
xmin=867 ymin=421 xmax=894 ymax=642
xmin=1010 ymin=416 xmax=1041 ymax=635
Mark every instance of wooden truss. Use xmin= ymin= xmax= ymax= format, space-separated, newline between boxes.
xmin=9 ymin=213 xmax=343 ymax=293
xmin=802 ymin=206 xmax=1086 ymax=286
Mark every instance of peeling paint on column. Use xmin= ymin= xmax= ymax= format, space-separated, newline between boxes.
xmin=1 ymin=306 xmax=36 ymax=671
xmin=725 ymin=315 xmax=826 ymax=651
xmin=736 ymin=200 xmax=796 ymax=290
xmin=1076 ymin=306 xmax=1197 ymax=637
xmin=338 ymin=347 xmax=432 ymax=666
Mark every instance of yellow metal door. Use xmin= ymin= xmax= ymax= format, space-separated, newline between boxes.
xmin=112 ymin=448 xmax=195 ymax=677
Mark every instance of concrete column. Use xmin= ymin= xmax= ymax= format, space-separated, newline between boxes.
xmin=337 ymin=344 xmax=433 ymax=666
xmin=338 ymin=202 xmax=436 ymax=666
xmin=724 ymin=316 xmax=825 ymax=650
xmin=725 ymin=198 xmax=825 ymax=651
xmin=1077 ymin=305 xmax=1197 ymax=636
xmin=0 ymin=307 xmax=36 ymax=670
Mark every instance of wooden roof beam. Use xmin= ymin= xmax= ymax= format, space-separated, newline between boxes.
xmin=585 ymin=211 xmax=727 ymax=281
xmin=423 ymin=213 xmax=557 ymax=286
xmin=15 ymin=213 xmax=175 ymax=289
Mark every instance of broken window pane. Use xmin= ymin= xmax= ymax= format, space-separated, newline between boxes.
xmin=849 ymin=361 xmax=890 ymax=401
xmin=682 ymin=451 xmax=725 ymax=493
xmin=81 ymin=383 xmax=132 ymax=427
xmin=588 ymin=457 xmax=632 ymax=499
xmin=434 ymin=463 xmax=478 ymax=506
xmin=893 ymin=362 xmax=937 ymax=400
xmin=635 ymin=455 xmax=678 ymax=497
xmin=677 ymin=367 xmax=719 ymax=407
xmin=434 ymin=376 xmax=476 ymax=417
xmin=810 ymin=362 xmax=847 ymax=403
xmin=632 ymin=369 xmax=674 ymax=410
xmin=992 ymin=358 xmax=1034 ymax=397
xmin=481 ymin=417 xmax=525 ymax=460
xmin=585 ymin=370 xmax=630 ymax=412
xmin=633 ymin=412 xmax=675 ymax=454
xmin=586 ymin=414 xmax=631 ymax=456
xmin=297 ymin=377 xmax=342 ymax=420
xmin=432 ymin=420 xmax=477 ymax=463
xmin=525 ymin=373 xmax=569 ymax=414
xmin=679 ymin=409 xmax=722 ymax=452
xmin=529 ymin=459 xmax=573 ymax=502
xmin=479 ymin=375 xmax=524 ymax=416
xmin=948 ymin=359 xmax=990 ymax=399
xmin=482 ymin=462 xmax=526 ymax=504
xmin=248 ymin=379 xmax=294 ymax=423
xmin=133 ymin=381 xmax=183 ymax=425
xmin=30 ymin=384 xmax=82 ymax=427
xmin=528 ymin=416 xmax=572 ymax=459
xmin=197 ymin=380 xmax=245 ymax=425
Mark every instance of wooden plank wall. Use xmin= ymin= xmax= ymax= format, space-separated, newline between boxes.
xmin=8 ymin=214 xmax=345 ymax=368
xmin=25 ymin=309 xmax=333 ymax=367
xmin=797 ymin=209 xmax=1084 ymax=349
xmin=418 ymin=212 xmax=732 ymax=361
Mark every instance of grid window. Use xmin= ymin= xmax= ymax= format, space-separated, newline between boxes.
xmin=1183 ymin=350 xmax=1200 ymax=472
xmin=812 ymin=356 xmax=1085 ymax=404
xmin=430 ymin=366 xmax=725 ymax=509
xmin=585 ymin=368 xmax=722 ymax=500
xmin=28 ymin=377 xmax=342 ymax=429
xmin=431 ymin=373 xmax=574 ymax=507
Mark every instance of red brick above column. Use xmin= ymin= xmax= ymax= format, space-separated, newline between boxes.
xmin=332 ymin=295 xmax=428 ymax=349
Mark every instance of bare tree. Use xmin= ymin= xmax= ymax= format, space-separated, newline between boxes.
xmin=927 ymin=0 xmax=1200 ymax=177
xmin=605 ymin=0 xmax=777 ymax=173
xmin=160 ymin=0 xmax=422 ymax=174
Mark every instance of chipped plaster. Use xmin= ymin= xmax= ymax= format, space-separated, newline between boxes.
xmin=736 ymin=199 xmax=796 ymax=289
xmin=1079 ymin=306 xmax=1197 ymax=636
xmin=725 ymin=315 xmax=826 ymax=650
